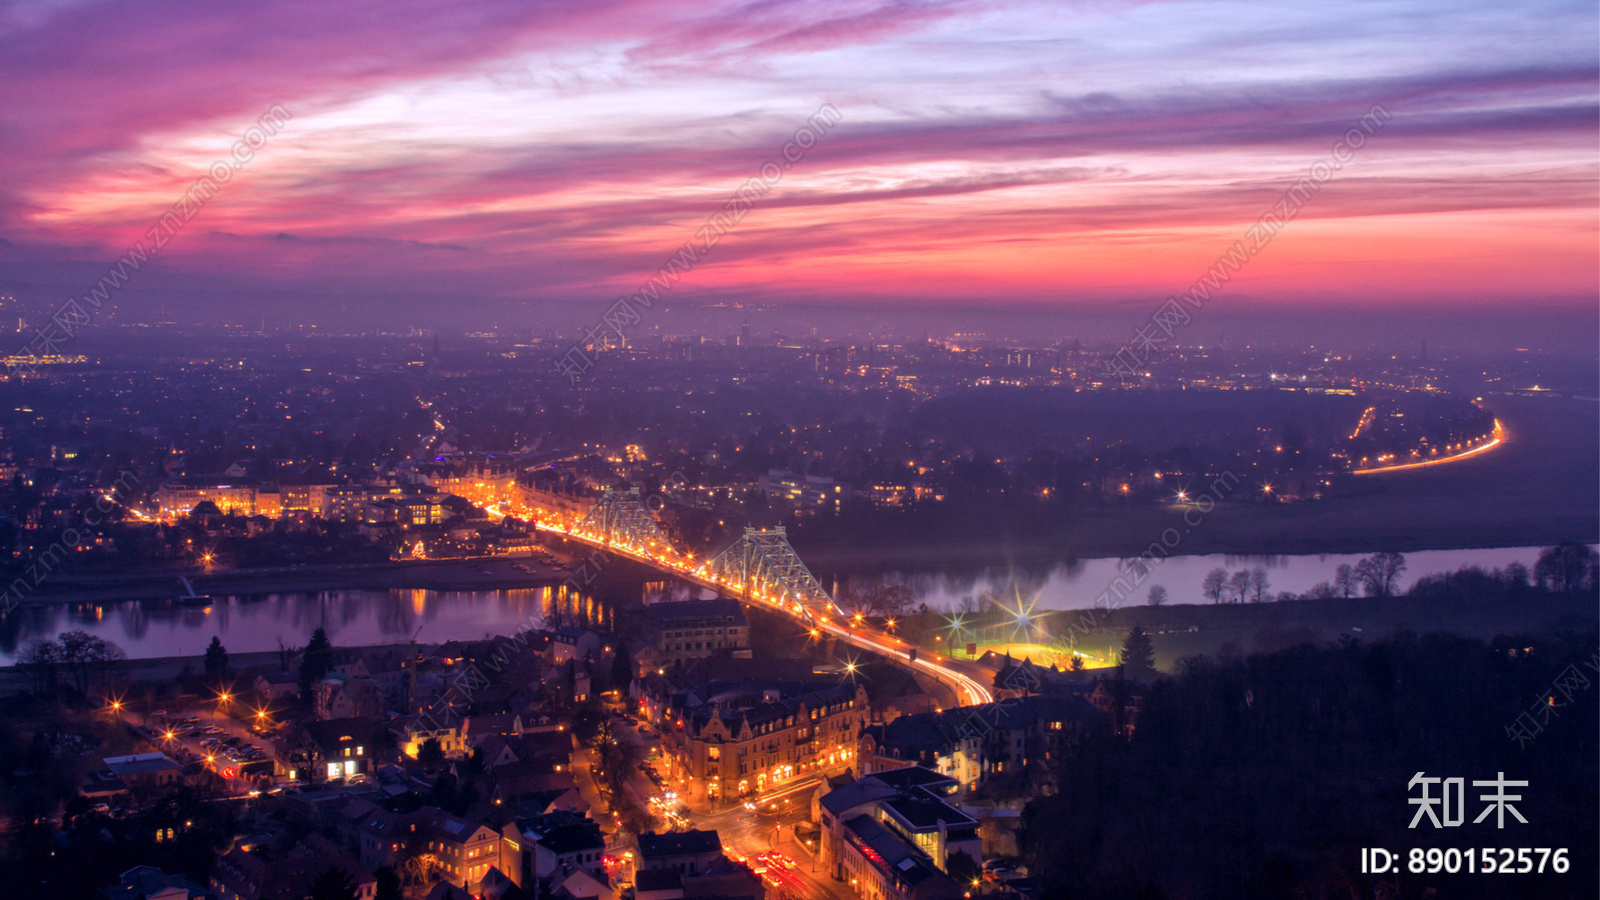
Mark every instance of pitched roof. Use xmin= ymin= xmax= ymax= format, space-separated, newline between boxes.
xmin=647 ymin=598 xmax=746 ymax=625
xmin=102 ymin=753 xmax=181 ymax=776
xmin=537 ymin=821 xmax=605 ymax=856
xmin=819 ymin=777 xmax=901 ymax=816
xmin=634 ymin=868 xmax=683 ymax=892
xmin=637 ymin=829 xmax=721 ymax=859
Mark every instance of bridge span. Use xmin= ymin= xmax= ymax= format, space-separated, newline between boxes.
xmin=519 ymin=488 xmax=994 ymax=706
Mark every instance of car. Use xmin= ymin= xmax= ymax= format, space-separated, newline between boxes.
xmin=982 ymin=861 xmax=1017 ymax=881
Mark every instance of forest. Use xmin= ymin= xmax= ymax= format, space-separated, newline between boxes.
xmin=1024 ymin=626 xmax=1599 ymax=899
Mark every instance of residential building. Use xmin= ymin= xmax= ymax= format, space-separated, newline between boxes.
xmin=102 ymin=865 xmax=208 ymax=900
xmin=501 ymin=810 xmax=606 ymax=886
xmin=757 ymin=469 xmax=852 ymax=511
xmin=549 ymin=627 xmax=606 ymax=665
xmin=391 ymin=714 xmax=467 ymax=760
xmin=818 ymin=767 xmax=974 ymax=900
xmin=101 ymin=753 xmax=183 ymax=790
xmin=272 ymin=718 xmax=379 ymax=783
xmin=859 ymin=696 xmax=1100 ymax=791
xmin=419 ymin=809 xmax=503 ymax=890
xmin=648 ymin=599 xmax=751 ymax=669
xmin=635 ymin=830 xmax=724 ymax=875
xmin=657 ymin=681 xmax=867 ymax=802
xmin=155 ymin=477 xmax=259 ymax=518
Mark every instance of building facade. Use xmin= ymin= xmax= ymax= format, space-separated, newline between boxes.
xmin=648 ymin=599 xmax=751 ymax=669
xmin=659 ymin=681 xmax=867 ymax=802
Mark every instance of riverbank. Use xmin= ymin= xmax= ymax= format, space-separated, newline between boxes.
xmin=0 ymin=641 xmax=420 ymax=697
xmin=801 ymin=393 xmax=1598 ymax=572
xmin=8 ymin=553 xmax=576 ymax=606
xmin=980 ymin=588 xmax=1598 ymax=671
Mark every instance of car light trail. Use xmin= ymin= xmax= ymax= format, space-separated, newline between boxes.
xmin=527 ymin=511 xmax=993 ymax=706
xmin=1353 ymin=420 xmax=1503 ymax=474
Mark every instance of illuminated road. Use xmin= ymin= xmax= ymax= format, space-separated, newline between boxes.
xmin=1353 ymin=419 xmax=1504 ymax=475
xmin=521 ymin=510 xmax=993 ymax=706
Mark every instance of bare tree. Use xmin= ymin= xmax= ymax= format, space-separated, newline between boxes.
xmin=1146 ymin=585 xmax=1169 ymax=607
xmin=57 ymin=630 xmax=126 ymax=694
xmin=1354 ymin=552 xmax=1406 ymax=597
xmin=1534 ymin=542 xmax=1597 ymax=593
xmin=846 ymin=579 xmax=914 ymax=618
xmin=1202 ymin=568 xmax=1228 ymax=604
xmin=1228 ymin=570 xmax=1251 ymax=604
xmin=1247 ymin=567 xmax=1270 ymax=603
xmin=17 ymin=639 xmax=63 ymax=696
xmin=1333 ymin=564 xmax=1356 ymax=598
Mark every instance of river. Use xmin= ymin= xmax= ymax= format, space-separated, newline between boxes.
xmin=0 ymin=544 xmax=1566 ymax=663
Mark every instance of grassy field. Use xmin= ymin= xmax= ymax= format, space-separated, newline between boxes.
xmin=956 ymin=586 xmax=1598 ymax=673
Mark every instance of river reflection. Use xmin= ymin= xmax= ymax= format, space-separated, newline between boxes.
xmin=831 ymin=545 xmax=1557 ymax=613
xmin=0 ymin=545 xmax=1568 ymax=663
xmin=0 ymin=583 xmax=609 ymax=664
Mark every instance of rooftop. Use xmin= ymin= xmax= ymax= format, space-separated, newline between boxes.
xmin=841 ymin=815 xmax=943 ymax=890
xmin=883 ymin=789 xmax=977 ymax=830
xmin=102 ymin=753 xmax=182 ymax=776
xmin=637 ymin=828 xmax=722 ymax=859
xmin=649 ymin=597 xmax=747 ymax=625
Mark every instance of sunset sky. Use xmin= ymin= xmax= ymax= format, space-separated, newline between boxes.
xmin=0 ymin=0 xmax=1595 ymax=320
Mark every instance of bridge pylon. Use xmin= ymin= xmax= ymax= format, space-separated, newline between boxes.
xmin=704 ymin=526 xmax=837 ymax=623
xmin=574 ymin=488 xmax=672 ymax=553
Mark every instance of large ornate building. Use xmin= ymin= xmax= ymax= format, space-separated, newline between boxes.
xmin=657 ymin=680 xmax=869 ymax=802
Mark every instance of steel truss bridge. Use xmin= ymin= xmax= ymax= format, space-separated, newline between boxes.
xmin=528 ymin=488 xmax=992 ymax=705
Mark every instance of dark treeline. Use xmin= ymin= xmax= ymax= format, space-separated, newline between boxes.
xmin=1024 ymin=630 xmax=1599 ymax=899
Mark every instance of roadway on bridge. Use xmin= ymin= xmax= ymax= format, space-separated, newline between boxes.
xmin=527 ymin=514 xmax=994 ymax=707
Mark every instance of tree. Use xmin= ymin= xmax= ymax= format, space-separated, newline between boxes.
xmin=309 ymin=866 xmax=358 ymax=900
xmin=844 ymin=577 xmax=915 ymax=618
xmin=373 ymin=867 xmax=403 ymax=900
xmin=1202 ymin=568 xmax=1228 ymax=604
xmin=947 ymin=849 xmax=981 ymax=886
xmin=568 ymin=700 xmax=605 ymax=745
xmin=1228 ymin=570 xmax=1251 ymax=604
xmin=1069 ymin=655 xmax=1086 ymax=673
xmin=598 ymin=725 xmax=645 ymax=804
xmin=1333 ymin=564 xmax=1356 ymax=598
xmin=1146 ymin=585 xmax=1168 ymax=607
xmin=417 ymin=738 xmax=444 ymax=764
xmin=1502 ymin=561 xmax=1531 ymax=589
xmin=1355 ymin=552 xmax=1406 ymax=597
xmin=276 ymin=637 xmax=298 ymax=670
xmin=610 ymin=642 xmax=635 ymax=692
xmin=1246 ymin=567 xmax=1269 ymax=603
xmin=1120 ymin=625 xmax=1155 ymax=679
xmin=17 ymin=639 xmax=62 ymax=696
xmin=204 ymin=636 xmax=230 ymax=683
xmin=300 ymin=626 xmax=334 ymax=696
xmin=56 ymin=630 xmax=125 ymax=694
xmin=1534 ymin=542 xmax=1597 ymax=593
